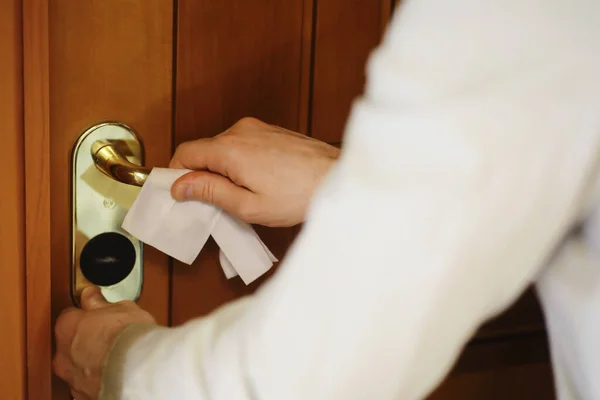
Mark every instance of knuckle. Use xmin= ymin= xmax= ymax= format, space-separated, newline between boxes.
xmin=172 ymin=141 xmax=193 ymax=159
xmin=170 ymin=145 xmax=187 ymax=168
xmin=214 ymin=132 xmax=246 ymax=164
xmin=235 ymin=116 xmax=260 ymax=128
xmin=233 ymin=199 xmax=257 ymax=222
xmin=215 ymin=132 xmax=237 ymax=147
xmin=200 ymin=181 xmax=217 ymax=204
xmin=52 ymin=355 xmax=67 ymax=379
xmin=54 ymin=311 xmax=73 ymax=338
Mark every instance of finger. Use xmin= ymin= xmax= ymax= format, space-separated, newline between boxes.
xmin=169 ymin=139 xmax=224 ymax=172
xmin=55 ymin=308 xmax=82 ymax=347
xmin=80 ymin=286 xmax=110 ymax=311
xmin=57 ymin=306 xmax=80 ymax=319
xmin=171 ymin=171 xmax=258 ymax=221
xmin=52 ymin=353 xmax=73 ymax=381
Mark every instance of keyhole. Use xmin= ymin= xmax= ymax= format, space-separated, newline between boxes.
xmin=79 ymin=232 xmax=136 ymax=286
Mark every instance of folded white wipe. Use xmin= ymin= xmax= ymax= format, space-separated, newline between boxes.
xmin=122 ymin=168 xmax=277 ymax=285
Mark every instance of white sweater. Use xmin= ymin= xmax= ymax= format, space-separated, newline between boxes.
xmin=101 ymin=1 xmax=600 ymax=399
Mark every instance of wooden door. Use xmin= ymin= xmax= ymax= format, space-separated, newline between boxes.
xmin=1 ymin=1 xmax=26 ymax=399
xmin=20 ymin=1 xmax=555 ymax=399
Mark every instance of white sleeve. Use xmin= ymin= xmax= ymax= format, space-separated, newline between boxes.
xmin=102 ymin=1 xmax=600 ymax=399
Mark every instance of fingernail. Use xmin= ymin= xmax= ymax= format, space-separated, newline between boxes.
xmin=173 ymin=184 xmax=192 ymax=200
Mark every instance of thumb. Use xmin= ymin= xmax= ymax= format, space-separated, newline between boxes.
xmin=171 ymin=171 xmax=256 ymax=219
xmin=80 ymin=286 xmax=110 ymax=311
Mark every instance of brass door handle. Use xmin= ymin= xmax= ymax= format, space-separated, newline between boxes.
xmin=91 ymin=139 xmax=150 ymax=187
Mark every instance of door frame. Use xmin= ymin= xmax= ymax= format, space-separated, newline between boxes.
xmin=23 ymin=0 xmax=52 ymax=399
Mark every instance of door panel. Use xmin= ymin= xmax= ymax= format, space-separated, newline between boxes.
xmin=169 ymin=0 xmax=393 ymax=325
xmin=171 ymin=0 xmax=309 ymax=324
xmin=48 ymin=0 xmax=173 ymax=396
xmin=0 ymin=1 xmax=26 ymax=398
xmin=23 ymin=0 xmax=52 ymax=396
xmin=310 ymin=0 xmax=390 ymax=143
xmin=49 ymin=0 xmax=173 ymax=321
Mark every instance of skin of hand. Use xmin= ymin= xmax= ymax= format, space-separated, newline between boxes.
xmin=170 ymin=117 xmax=340 ymax=227
xmin=53 ymin=286 xmax=156 ymax=400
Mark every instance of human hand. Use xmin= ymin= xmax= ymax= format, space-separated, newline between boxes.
xmin=53 ymin=287 xmax=156 ymax=400
xmin=169 ymin=117 xmax=340 ymax=227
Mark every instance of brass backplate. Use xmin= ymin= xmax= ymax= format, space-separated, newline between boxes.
xmin=71 ymin=122 xmax=144 ymax=305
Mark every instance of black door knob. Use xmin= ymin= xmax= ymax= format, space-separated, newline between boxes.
xmin=79 ymin=232 xmax=136 ymax=287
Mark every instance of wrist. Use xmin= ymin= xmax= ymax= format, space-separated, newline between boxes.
xmin=100 ymin=323 xmax=159 ymax=400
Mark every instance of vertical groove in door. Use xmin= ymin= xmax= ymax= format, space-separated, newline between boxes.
xmin=310 ymin=0 xmax=389 ymax=144
xmin=168 ymin=0 xmax=180 ymax=328
xmin=298 ymin=0 xmax=316 ymax=136
xmin=381 ymin=0 xmax=393 ymax=35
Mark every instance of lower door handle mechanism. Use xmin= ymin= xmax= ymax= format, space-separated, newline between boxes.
xmin=71 ymin=122 xmax=146 ymax=305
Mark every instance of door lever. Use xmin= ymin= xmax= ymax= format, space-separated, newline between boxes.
xmin=91 ymin=139 xmax=151 ymax=187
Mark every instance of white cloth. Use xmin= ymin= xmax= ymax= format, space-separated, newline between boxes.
xmin=109 ymin=1 xmax=600 ymax=399
xmin=122 ymin=168 xmax=277 ymax=285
